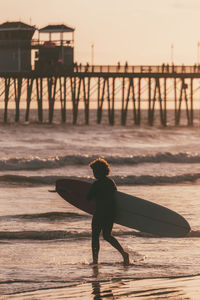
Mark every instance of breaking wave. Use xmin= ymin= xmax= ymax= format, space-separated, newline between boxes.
xmin=1 ymin=173 xmax=200 ymax=186
xmin=0 ymin=152 xmax=200 ymax=171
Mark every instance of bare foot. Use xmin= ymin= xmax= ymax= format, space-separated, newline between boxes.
xmin=123 ymin=252 xmax=130 ymax=266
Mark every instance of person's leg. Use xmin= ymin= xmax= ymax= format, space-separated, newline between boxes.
xmin=102 ymin=220 xmax=129 ymax=265
xmin=91 ymin=215 xmax=102 ymax=264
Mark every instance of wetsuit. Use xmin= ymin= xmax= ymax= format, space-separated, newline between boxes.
xmin=87 ymin=176 xmax=125 ymax=262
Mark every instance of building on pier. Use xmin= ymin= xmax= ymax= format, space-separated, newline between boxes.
xmin=34 ymin=24 xmax=75 ymax=73
xmin=0 ymin=21 xmax=75 ymax=73
xmin=0 ymin=21 xmax=36 ymax=72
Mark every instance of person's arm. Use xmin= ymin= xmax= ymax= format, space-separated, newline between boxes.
xmin=86 ymin=182 xmax=96 ymax=201
xmin=109 ymin=178 xmax=117 ymax=195
xmin=112 ymin=180 xmax=117 ymax=192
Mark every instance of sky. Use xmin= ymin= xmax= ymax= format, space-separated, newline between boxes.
xmin=1 ymin=0 xmax=200 ymax=65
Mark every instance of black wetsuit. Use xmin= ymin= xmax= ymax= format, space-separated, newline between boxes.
xmin=87 ymin=176 xmax=124 ymax=262
xmin=87 ymin=176 xmax=117 ymax=218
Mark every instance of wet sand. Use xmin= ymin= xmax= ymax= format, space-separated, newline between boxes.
xmin=3 ymin=272 xmax=200 ymax=300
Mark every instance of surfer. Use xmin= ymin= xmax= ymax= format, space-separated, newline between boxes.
xmin=87 ymin=158 xmax=130 ymax=265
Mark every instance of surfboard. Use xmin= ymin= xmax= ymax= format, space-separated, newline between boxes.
xmin=54 ymin=178 xmax=190 ymax=237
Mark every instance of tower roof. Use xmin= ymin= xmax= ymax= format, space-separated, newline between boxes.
xmin=39 ymin=24 xmax=74 ymax=33
xmin=0 ymin=21 xmax=36 ymax=31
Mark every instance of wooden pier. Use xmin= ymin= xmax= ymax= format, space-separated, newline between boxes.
xmin=0 ymin=64 xmax=200 ymax=126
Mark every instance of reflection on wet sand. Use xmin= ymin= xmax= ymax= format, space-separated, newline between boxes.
xmin=91 ymin=266 xmax=200 ymax=300
xmin=6 ymin=271 xmax=200 ymax=299
xmin=91 ymin=265 xmax=114 ymax=299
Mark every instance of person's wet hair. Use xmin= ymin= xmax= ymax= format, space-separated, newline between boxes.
xmin=89 ymin=158 xmax=110 ymax=177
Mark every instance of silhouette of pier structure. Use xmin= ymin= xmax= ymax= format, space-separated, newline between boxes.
xmin=1 ymin=64 xmax=200 ymax=126
xmin=0 ymin=21 xmax=199 ymax=126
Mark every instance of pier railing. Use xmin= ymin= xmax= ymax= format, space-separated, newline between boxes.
xmin=73 ymin=64 xmax=200 ymax=74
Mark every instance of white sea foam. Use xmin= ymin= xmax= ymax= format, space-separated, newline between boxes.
xmin=0 ymin=152 xmax=200 ymax=171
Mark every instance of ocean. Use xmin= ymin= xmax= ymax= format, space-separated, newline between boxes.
xmin=0 ymin=108 xmax=200 ymax=299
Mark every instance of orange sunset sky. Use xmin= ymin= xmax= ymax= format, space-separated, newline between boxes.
xmin=1 ymin=0 xmax=200 ymax=65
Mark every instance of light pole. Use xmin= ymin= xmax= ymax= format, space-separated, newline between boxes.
xmin=197 ymin=41 xmax=200 ymax=64
xmin=91 ymin=43 xmax=94 ymax=66
xmin=171 ymin=43 xmax=174 ymax=65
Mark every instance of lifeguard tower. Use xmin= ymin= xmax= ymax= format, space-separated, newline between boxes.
xmin=0 ymin=21 xmax=36 ymax=72
xmin=34 ymin=24 xmax=75 ymax=72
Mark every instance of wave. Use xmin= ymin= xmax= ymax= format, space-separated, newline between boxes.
xmin=0 ymin=230 xmax=163 ymax=240
xmin=187 ymin=230 xmax=200 ymax=237
xmin=0 ymin=211 xmax=89 ymax=221
xmin=0 ymin=230 xmax=199 ymax=240
xmin=1 ymin=173 xmax=200 ymax=186
xmin=1 ymin=152 xmax=200 ymax=171
xmin=0 ymin=230 xmax=90 ymax=240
